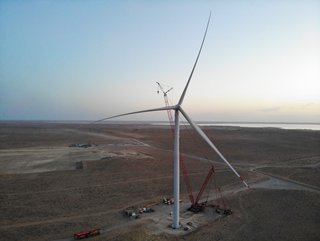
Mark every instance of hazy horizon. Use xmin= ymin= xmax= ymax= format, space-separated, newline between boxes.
xmin=1 ymin=119 xmax=319 ymax=125
xmin=1 ymin=1 xmax=319 ymax=122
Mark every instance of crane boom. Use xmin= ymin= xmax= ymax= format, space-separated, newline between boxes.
xmin=156 ymin=82 xmax=195 ymax=205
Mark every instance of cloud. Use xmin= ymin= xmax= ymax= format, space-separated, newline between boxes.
xmin=302 ymin=102 xmax=320 ymax=109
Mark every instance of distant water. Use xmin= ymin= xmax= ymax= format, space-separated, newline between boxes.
xmin=152 ymin=122 xmax=320 ymax=130
xmin=199 ymin=122 xmax=320 ymax=130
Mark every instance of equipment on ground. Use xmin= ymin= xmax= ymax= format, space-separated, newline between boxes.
xmin=124 ymin=205 xmax=155 ymax=219
xmin=163 ymin=197 xmax=174 ymax=205
xmin=216 ymin=206 xmax=233 ymax=215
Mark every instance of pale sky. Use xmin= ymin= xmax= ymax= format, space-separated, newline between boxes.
xmin=1 ymin=0 xmax=319 ymax=122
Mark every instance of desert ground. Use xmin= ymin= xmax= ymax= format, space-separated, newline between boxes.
xmin=0 ymin=121 xmax=319 ymax=241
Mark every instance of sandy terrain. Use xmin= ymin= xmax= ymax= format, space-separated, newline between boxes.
xmin=0 ymin=121 xmax=319 ymax=241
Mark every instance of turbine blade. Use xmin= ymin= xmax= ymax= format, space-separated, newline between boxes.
xmin=92 ymin=105 xmax=176 ymax=123
xmin=179 ymin=107 xmax=249 ymax=188
xmin=178 ymin=12 xmax=211 ymax=106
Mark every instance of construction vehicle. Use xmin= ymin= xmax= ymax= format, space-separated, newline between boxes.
xmin=73 ymin=229 xmax=100 ymax=239
xmin=123 ymin=208 xmax=139 ymax=219
xmin=139 ymin=207 xmax=155 ymax=213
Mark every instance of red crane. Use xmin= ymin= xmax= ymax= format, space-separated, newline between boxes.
xmin=156 ymin=82 xmax=216 ymax=211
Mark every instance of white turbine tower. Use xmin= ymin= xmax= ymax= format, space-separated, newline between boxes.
xmin=95 ymin=13 xmax=249 ymax=229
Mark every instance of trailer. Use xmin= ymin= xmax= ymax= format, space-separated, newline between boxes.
xmin=73 ymin=229 xmax=100 ymax=239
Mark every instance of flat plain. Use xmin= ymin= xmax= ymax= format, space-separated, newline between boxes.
xmin=0 ymin=121 xmax=319 ymax=241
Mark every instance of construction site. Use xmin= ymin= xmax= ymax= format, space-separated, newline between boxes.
xmin=2 ymin=1 xmax=320 ymax=240
xmin=0 ymin=121 xmax=319 ymax=241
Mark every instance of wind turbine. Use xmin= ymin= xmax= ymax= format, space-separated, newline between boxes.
xmin=94 ymin=13 xmax=249 ymax=229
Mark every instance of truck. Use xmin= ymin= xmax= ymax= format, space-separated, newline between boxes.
xmin=73 ymin=229 xmax=100 ymax=239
